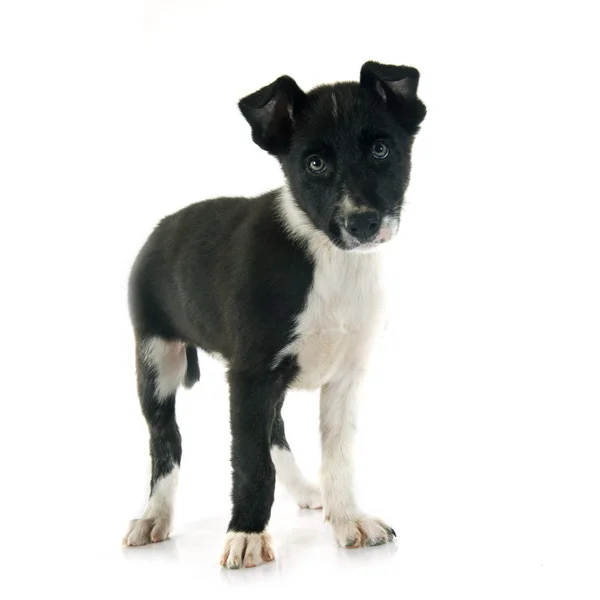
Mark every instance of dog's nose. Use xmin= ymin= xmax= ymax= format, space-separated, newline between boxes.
xmin=346 ymin=211 xmax=381 ymax=240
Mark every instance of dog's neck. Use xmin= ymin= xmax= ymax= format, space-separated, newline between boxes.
xmin=276 ymin=183 xmax=330 ymax=254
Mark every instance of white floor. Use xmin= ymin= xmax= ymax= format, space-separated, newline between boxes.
xmin=16 ymin=482 xmax=599 ymax=599
xmin=10 ymin=346 xmax=599 ymax=599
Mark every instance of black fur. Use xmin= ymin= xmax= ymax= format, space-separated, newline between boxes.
xmin=128 ymin=193 xmax=313 ymax=532
xmin=129 ymin=194 xmax=313 ymax=362
xmin=227 ymin=355 xmax=298 ymax=532
xmin=135 ymin=344 xmax=182 ymax=491
xmin=183 ymin=345 xmax=200 ymax=388
xmin=127 ymin=62 xmax=426 ymax=540
xmin=270 ymin=396 xmax=291 ymax=452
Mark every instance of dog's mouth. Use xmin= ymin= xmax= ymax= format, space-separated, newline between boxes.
xmin=348 ymin=238 xmax=389 ymax=252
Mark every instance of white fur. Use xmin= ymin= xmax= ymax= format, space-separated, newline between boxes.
xmin=330 ymin=515 xmax=395 ymax=548
xmin=210 ymin=351 xmax=228 ymax=366
xmin=319 ymin=363 xmax=365 ymax=523
xmin=271 ymin=445 xmax=322 ymax=508
xmin=275 ymin=185 xmax=386 ymax=389
xmin=123 ymin=467 xmax=179 ymax=546
xmin=276 ymin=186 xmax=394 ymax=545
xmin=340 ymin=194 xmax=372 ymax=216
xmin=317 ymin=320 xmax=395 ymax=546
xmin=276 ymin=182 xmax=332 ymax=252
xmin=220 ymin=531 xmax=274 ymax=569
xmin=378 ymin=213 xmax=400 ymax=243
xmin=141 ymin=337 xmax=187 ymax=401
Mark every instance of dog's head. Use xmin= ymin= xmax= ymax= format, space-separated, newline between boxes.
xmin=239 ymin=62 xmax=426 ymax=251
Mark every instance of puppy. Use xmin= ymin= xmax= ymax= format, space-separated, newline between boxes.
xmin=123 ymin=61 xmax=426 ymax=568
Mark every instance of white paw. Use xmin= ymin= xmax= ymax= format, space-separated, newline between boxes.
xmin=220 ymin=531 xmax=275 ymax=569
xmin=122 ymin=516 xmax=171 ymax=547
xmin=293 ymin=482 xmax=323 ymax=509
xmin=330 ymin=516 xmax=396 ymax=548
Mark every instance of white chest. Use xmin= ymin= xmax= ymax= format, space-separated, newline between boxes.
xmin=283 ymin=247 xmax=386 ymax=390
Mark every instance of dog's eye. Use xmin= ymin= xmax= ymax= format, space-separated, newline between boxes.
xmin=307 ymin=156 xmax=326 ymax=174
xmin=372 ymin=141 xmax=390 ymax=160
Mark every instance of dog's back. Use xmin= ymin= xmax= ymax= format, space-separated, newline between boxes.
xmin=128 ymin=192 xmax=313 ymax=365
xmin=129 ymin=195 xmax=248 ymax=346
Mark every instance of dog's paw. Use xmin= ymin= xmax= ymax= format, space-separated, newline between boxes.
xmin=331 ymin=516 xmax=396 ymax=548
xmin=122 ymin=517 xmax=171 ymax=547
xmin=294 ymin=483 xmax=323 ymax=510
xmin=219 ymin=531 xmax=275 ymax=569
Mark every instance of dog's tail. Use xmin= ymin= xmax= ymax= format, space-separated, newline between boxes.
xmin=183 ymin=345 xmax=200 ymax=388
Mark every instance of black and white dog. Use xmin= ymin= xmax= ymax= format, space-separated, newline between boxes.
xmin=123 ymin=61 xmax=426 ymax=568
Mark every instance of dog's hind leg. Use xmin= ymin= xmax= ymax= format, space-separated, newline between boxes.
xmin=123 ymin=336 xmax=194 ymax=546
xmin=270 ymin=399 xmax=322 ymax=510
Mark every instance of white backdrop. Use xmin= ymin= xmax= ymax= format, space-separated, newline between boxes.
xmin=1 ymin=1 xmax=599 ymax=598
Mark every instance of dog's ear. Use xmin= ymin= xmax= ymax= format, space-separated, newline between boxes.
xmin=239 ymin=76 xmax=306 ymax=155
xmin=360 ymin=61 xmax=426 ymax=133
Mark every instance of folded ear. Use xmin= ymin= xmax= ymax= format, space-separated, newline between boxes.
xmin=239 ymin=75 xmax=306 ymax=155
xmin=360 ymin=61 xmax=426 ymax=133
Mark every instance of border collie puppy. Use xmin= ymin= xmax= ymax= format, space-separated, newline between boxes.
xmin=123 ymin=61 xmax=426 ymax=568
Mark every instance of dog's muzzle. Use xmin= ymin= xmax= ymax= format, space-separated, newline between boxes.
xmin=345 ymin=211 xmax=381 ymax=241
xmin=339 ymin=211 xmax=399 ymax=251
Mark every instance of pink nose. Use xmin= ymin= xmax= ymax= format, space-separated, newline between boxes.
xmin=375 ymin=228 xmax=391 ymax=243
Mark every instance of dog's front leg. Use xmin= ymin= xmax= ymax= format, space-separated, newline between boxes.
xmin=320 ymin=365 xmax=396 ymax=548
xmin=220 ymin=368 xmax=284 ymax=569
